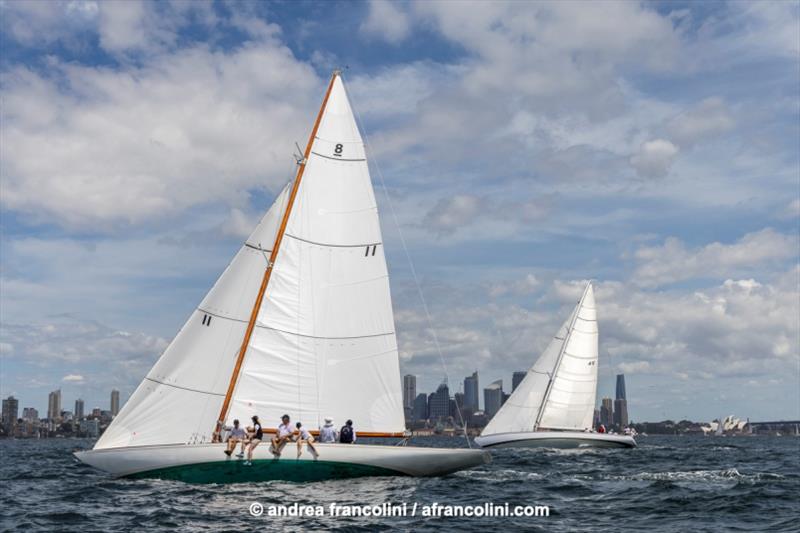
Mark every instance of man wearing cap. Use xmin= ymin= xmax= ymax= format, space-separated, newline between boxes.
xmin=319 ymin=417 xmax=338 ymax=443
xmin=271 ymin=414 xmax=294 ymax=457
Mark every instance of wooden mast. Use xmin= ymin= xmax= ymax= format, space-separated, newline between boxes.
xmin=212 ymin=71 xmax=339 ymax=441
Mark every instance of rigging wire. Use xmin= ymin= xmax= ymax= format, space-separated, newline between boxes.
xmin=347 ymin=81 xmax=473 ymax=449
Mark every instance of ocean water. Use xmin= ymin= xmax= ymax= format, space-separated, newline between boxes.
xmin=2 ymin=435 xmax=798 ymax=532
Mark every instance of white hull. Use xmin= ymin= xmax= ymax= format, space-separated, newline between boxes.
xmin=474 ymin=431 xmax=636 ymax=449
xmin=75 ymin=442 xmax=490 ymax=483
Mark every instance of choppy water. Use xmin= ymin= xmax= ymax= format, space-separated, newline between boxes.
xmin=2 ymin=436 xmax=798 ymax=531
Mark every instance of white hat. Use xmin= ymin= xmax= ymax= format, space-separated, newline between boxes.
xmin=324 ymin=417 xmax=334 ymax=425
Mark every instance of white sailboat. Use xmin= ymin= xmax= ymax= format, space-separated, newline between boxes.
xmin=475 ymin=283 xmax=635 ymax=449
xmin=75 ymin=71 xmax=489 ymax=482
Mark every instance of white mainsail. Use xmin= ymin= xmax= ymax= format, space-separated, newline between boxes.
xmin=96 ymin=73 xmax=404 ymax=450
xmin=227 ymin=75 xmax=404 ymax=434
xmin=482 ymin=283 xmax=598 ymax=436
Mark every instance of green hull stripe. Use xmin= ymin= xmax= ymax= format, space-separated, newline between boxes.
xmin=126 ymin=458 xmax=406 ymax=484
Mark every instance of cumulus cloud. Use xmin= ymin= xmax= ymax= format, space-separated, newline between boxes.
xmin=421 ymin=194 xmax=552 ymax=235
xmin=422 ymin=195 xmax=482 ymax=235
xmin=62 ymin=374 xmax=86 ymax=383
xmin=631 ymin=228 xmax=796 ymax=287
xmin=629 ymin=139 xmax=679 ymax=178
xmin=488 ymin=274 xmax=540 ymax=298
xmin=396 ymin=271 xmax=799 ymax=413
xmin=360 ymin=0 xmax=411 ymax=44
xmin=667 ymin=97 xmax=735 ymax=147
xmin=1 ymin=41 xmax=318 ymax=228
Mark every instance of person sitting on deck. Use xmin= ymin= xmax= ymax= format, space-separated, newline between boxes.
xmin=244 ymin=415 xmax=263 ymax=466
xmin=295 ymin=421 xmax=319 ymax=459
xmin=270 ymin=414 xmax=293 ymax=457
xmin=222 ymin=419 xmax=248 ymax=457
xmin=598 ymin=424 xmax=606 ymax=434
xmin=339 ymin=419 xmax=356 ymax=444
xmin=319 ymin=417 xmax=338 ymax=443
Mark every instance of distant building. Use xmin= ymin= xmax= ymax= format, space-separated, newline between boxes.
xmin=464 ymin=372 xmax=479 ymax=411
xmin=614 ymin=398 xmax=629 ymax=428
xmin=429 ymin=382 xmax=451 ymax=420
xmin=2 ymin=396 xmax=19 ymax=432
xmin=484 ymin=380 xmax=503 ymax=418
xmin=600 ymin=397 xmax=613 ymax=428
xmin=75 ymin=399 xmax=85 ymax=420
xmin=91 ymin=408 xmax=102 ymax=418
xmin=402 ymin=375 xmax=416 ymax=409
xmin=616 ymin=374 xmax=626 ymax=400
xmin=80 ymin=418 xmax=100 ymax=438
xmin=413 ymin=393 xmax=428 ymax=421
xmin=454 ymin=392 xmax=464 ymax=409
xmin=512 ymin=371 xmax=526 ymax=392
xmin=48 ymin=390 xmax=62 ymax=421
xmin=110 ymin=390 xmax=120 ymax=416
xmin=22 ymin=407 xmax=39 ymax=422
xmin=593 ymin=408 xmax=601 ymax=429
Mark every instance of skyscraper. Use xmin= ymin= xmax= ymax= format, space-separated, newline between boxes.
xmin=110 ymin=389 xmax=120 ymax=416
xmin=616 ymin=374 xmax=627 ymax=400
xmin=75 ymin=399 xmax=85 ymax=420
xmin=402 ymin=375 xmax=416 ymax=409
xmin=614 ymin=374 xmax=629 ymax=428
xmin=412 ymin=393 xmax=428 ymax=421
xmin=464 ymin=371 xmax=479 ymax=411
xmin=429 ymin=382 xmax=451 ymax=420
xmin=22 ymin=407 xmax=39 ymax=422
xmin=2 ymin=396 xmax=19 ymax=432
xmin=614 ymin=398 xmax=629 ymax=428
xmin=512 ymin=371 xmax=526 ymax=392
xmin=600 ymin=397 xmax=613 ymax=428
xmin=48 ymin=390 xmax=62 ymax=421
xmin=484 ymin=380 xmax=503 ymax=418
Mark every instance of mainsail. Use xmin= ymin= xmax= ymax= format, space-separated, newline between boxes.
xmin=482 ymin=283 xmax=598 ymax=436
xmin=95 ymin=72 xmax=404 ymax=450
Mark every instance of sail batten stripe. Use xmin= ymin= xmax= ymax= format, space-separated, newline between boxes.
xmin=197 ymin=307 xmax=395 ymax=340
xmin=144 ymin=377 xmax=225 ymax=397
xmin=310 ymin=151 xmax=366 ymax=162
xmin=285 ymin=232 xmax=381 ymax=248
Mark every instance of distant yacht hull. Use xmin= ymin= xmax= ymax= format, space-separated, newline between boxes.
xmin=75 ymin=442 xmax=490 ymax=483
xmin=474 ymin=431 xmax=636 ymax=449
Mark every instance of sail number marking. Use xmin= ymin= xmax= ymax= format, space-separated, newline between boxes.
xmin=333 ymin=143 xmax=343 ymax=157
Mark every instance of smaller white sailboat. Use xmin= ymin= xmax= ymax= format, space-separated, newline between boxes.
xmin=475 ymin=283 xmax=635 ymax=449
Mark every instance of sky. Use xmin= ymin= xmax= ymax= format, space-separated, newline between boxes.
xmin=1 ymin=0 xmax=798 ymax=423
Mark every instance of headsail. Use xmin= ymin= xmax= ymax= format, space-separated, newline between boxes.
xmin=95 ymin=184 xmax=292 ymax=449
xmin=481 ymin=283 xmax=598 ymax=436
xmin=96 ymin=72 xmax=405 ymax=450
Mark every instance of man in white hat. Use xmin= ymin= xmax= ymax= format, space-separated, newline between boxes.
xmin=319 ymin=417 xmax=338 ymax=443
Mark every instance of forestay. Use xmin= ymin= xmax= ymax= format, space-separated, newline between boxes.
xmin=227 ymin=75 xmax=405 ymax=434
